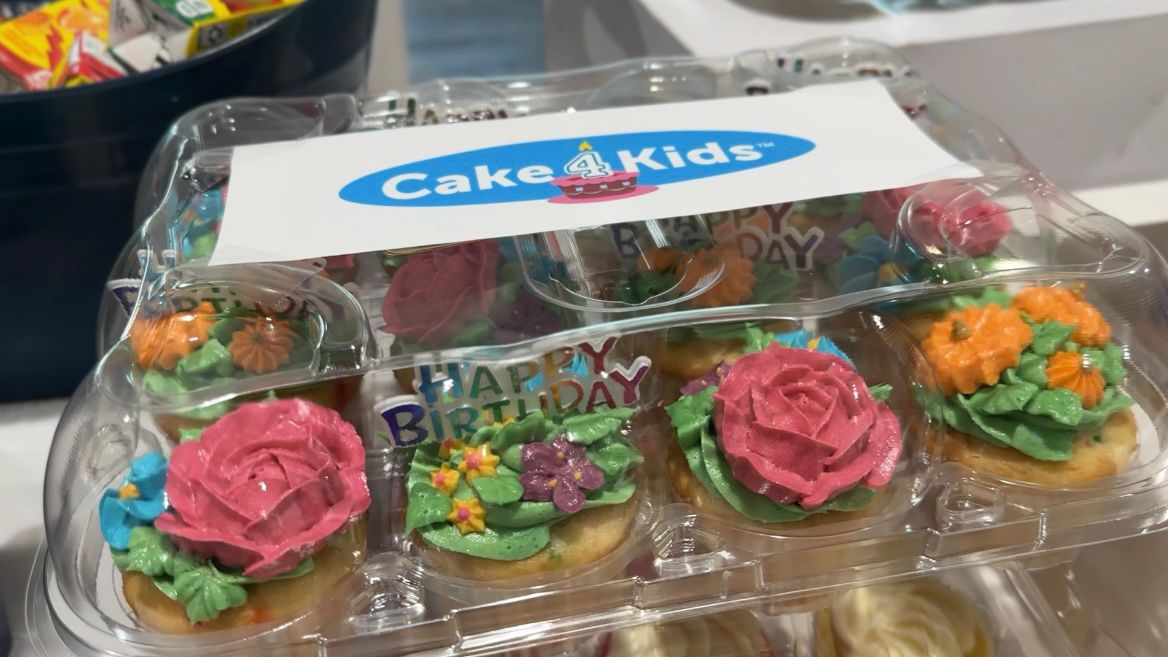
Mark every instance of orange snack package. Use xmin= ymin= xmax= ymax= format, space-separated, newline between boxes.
xmin=0 ymin=0 xmax=108 ymax=90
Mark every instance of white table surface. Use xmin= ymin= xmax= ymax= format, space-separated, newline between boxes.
xmin=1 ymin=399 xmax=66 ymax=657
xmin=637 ymin=0 xmax=1168 ymax=55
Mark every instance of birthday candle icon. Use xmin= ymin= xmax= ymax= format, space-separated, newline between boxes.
xmin=565 ymin=139 xmax=612 ymax=178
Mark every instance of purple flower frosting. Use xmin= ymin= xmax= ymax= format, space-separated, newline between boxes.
xmin=519 ymin=436 xmax=604 ymax=513
xmin=681 ymin=361 xmax=732 ymax=395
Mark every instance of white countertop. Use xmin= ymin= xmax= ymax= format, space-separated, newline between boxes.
xmin=0 ymin=399 xmax=66 ymax=657
xmin=637 ymin=0 xmax=1168 ymax=56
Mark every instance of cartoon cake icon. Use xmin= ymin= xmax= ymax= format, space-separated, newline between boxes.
xmin=549 ymin=141 xmax=656 ymax=203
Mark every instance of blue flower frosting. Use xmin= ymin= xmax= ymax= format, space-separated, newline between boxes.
xmin=773 ymin=329 xmax=854 ymax=366
xmin=99 ymin=452 xmax=168 ymax=551
xmin=835 ymin=234 xmax=902 ymax=295
xmin=177 ymin=188 xmax=225 ymax=261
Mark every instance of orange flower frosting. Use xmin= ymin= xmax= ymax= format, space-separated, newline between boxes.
xmin=128 ymin=301 xmax=217 ymax=370
xmin=229 ymin=319 xmax=295 ymax=374
xmin=678 ymin=245 xmax=757 ymax=308
xmin=1045 ymin=350 xmax=1105 ymax=408
xmin=638 ymin=247 xmax=684 ymax=274
xmin=922 ymin=304 xmax=1033 ymax=395
xmin=1011 ymin=286 xmax=1111 ymax=347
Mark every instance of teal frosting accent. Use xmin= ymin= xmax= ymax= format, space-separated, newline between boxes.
xmin=666 ymin=387 xmax=876 ymax=523
xmin=406 ymin=410 xmax=642 ymax=561
xmin=741 ymin=327 xmax=853 ymax=366
xmin=932 ymin=320 xmax=1133 ymax=461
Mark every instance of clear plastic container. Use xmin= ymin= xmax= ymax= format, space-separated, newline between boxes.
xmin=28 ymin=37 xmax=1168 ymax=657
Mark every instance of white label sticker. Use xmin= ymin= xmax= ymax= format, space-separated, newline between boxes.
xmin=212 ymin=81 xmax=979 ymax=266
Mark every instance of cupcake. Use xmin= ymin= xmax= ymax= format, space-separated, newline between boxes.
xmin=921 ymin=286 xmax=1136 ymax=485
xmin=819 ymin=579 xmax=992 ymax=657
xmin=785 ymin=193 xmax=865 ymax=268
xmin=664 ymin=329 xmax=902 ymax=527
xmin=833 ymin=184 xmax=1012 ymax=334
xmin=405 ymin=408 xmax=642 ymax=582
xmin=638 ymin=245 xmax=797 ymax=383
xmin=384 ymin=240 xmax=575 ymax=393
xmin=99 ymin=399 xmax=370 ymax=633
xmin=609 ymin=609 xmax=772 ymax=657
xmin=130 ymin=301 xmax=355 ymax=439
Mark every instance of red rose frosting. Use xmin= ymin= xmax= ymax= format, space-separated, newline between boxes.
xmin=862 ymin=184 xmax=1010 ymax=257
xmin=713 ymin=344 xmax=901 ymax=509
xmin=381 ymin=240 xmax=500 ymax=344
xmin=154 ymin=399 xmax=370 ymax=579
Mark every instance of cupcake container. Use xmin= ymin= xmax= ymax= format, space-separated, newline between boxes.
xmin=28 ymin=37 xmax=1168 ymax=657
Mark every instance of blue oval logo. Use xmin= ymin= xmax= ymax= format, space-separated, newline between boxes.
xmin=339 ymin=130 xmax=815 ymax=207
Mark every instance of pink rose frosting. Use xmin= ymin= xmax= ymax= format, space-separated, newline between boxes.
xmin=381 ymin=240 xmax=500 ymax=345
xmin=713 ymin=344 xmax=901 ymax=509
xmin=862 ymin=184 xmax=1011 ymax=257
xmin=155 ymin=399 xmax=370 ymax=579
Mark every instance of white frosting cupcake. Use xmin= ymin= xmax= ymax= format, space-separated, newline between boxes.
xmin=830 ymin=581 xmax=987 ymax=657
xmin=608 ymin=610 xmax=770 ymax=657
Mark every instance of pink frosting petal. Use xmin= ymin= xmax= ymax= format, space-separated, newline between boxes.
xmin=155 ymin=513 xmax=266 ymax=571
xmin=244 ymin=478 xmax=334 ymax=543
xmin=380 ymin=241 xmax=501 ymax=344
xmin=160 ymin=399 xmax=370 ymax=577
xmin=242 ymin=505 xmax=357 ymax=579
xmin=712 ymin=343 xmax=904 ymax=510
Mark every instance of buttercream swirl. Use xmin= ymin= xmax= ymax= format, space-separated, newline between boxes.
xmin=608 ymin=610 xmax=770 ymax=657
xmin=831 ymin=581 xmax=984 ymax=657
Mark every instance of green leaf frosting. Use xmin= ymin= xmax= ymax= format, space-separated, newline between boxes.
xmin=742 ymin=326 xmax=773 ymax=354
xmin=405 ymin=485 xmax=453 ymax=535
xmin=868 ymin=383 xmax=893 ymax=402
xmin=187 ymin=232 xmax=218 ymax=260
xmin=406 ymin=410 xmax=641 ymax=561
xmin=668 ymin=322 xmax=756 ymax=344
xmin=561 ymin=407 xmax=635 ymax=445
xmin=749 ymin=261 xmax=798 ymax=304
xmin=175 ymin=339 xmax=235 ymax=388
xmin=839 ymin=222 xmax=878 ymax=252
xmin=932 ymin=319 xmax=1133 ymax=461
xmin=418 ymin=523 xmax=550 ymax=561
xmin=615 ymin=270 xmax=676 ymax=305
xmin=110 ymin=525 xmax=315 ymax=624
xmin=951 ymin=287 xmax=1012 ymax=310
xmin=1027 ymin=321 xmax=1076 ymax=357
xmin=472 ymin=475 xmax=525 ymax=505
xmin=664 ymin=384 xmax=877 ymax=523
xmin=174 ymin=566 xmax=249 ymax=623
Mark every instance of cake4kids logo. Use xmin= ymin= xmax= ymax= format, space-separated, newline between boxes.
xmin=339 ymin=130 xmax=815 ymax=208
xmin=376 ymin=337 xmax=651 ymax=447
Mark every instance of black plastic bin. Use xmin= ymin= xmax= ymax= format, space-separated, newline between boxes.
xmin=0 ymin=0 xmax=377 ymax=401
